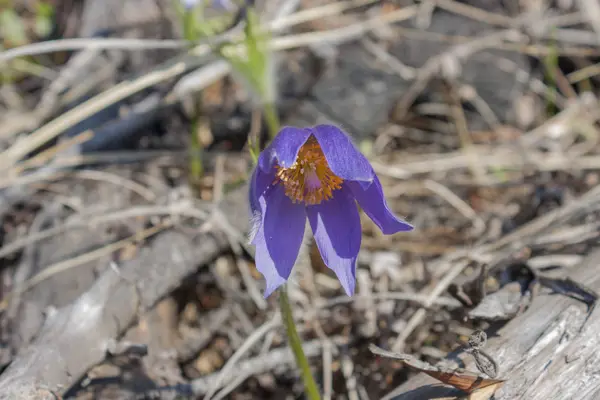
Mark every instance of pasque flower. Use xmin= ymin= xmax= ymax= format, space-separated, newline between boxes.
xmin=181 ymin=0 xmax=235 ymax=10
xmin=249 ymin=125 xmax=413 ymax=297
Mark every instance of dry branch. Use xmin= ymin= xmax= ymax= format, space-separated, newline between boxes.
xmin=0 ymin=185 xmax=249 ymax=399
xmin=383 ymin=247 xmax=600 ymax=400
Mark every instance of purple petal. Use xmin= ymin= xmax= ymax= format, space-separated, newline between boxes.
xmin=181 ymin=0 xmax=199 ymax=9
xmin=311 ymin=125 xmax=374 ymax=183
xmin=347 ymin=176 xmax=413 ymax=235
xmin=183 ymin=0 xmax=236 ymax=10
xmin=248 ymin=167 xmax=276 ymax=244
xmin=258 ymin=127 xmax=312 ymax=172
xmin=306 ymin=189 xmax=361 ymax=296
xmin=249 ymin=166 xmax=275 ymax=218
xmin=252 ymin=185 xmax=306 ymax=297
xmin=212 ymin=0 xmax=236 ymax=10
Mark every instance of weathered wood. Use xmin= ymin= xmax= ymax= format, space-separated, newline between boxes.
xmin=384 ymin=247 xmax=600 ymax=400
xmin=0 ymin=185 xmax=248 ymax=400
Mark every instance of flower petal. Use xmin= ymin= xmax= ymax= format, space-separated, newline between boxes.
xmin=258 ymin=126 xmax=312 ymax=172
xmin=248 ymin=166 xmax=276 ymax=243
xmin=212 ymin=0 xmax=236 ymax=10
xmin=347 ymin=177 xmax=413 ymax=235
xmin=311 ymin=125 xmax=374 ymax=183
xmin=306 ymin=189 xmax=361 ymax=296
xmin=249 ymin=166 xmax=275 ymax=218
xmin=252 ymin=184 xmax=306 ymax=297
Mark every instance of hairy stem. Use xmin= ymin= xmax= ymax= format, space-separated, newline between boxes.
xmin=263 ymin=101 xmax=280 ymax=140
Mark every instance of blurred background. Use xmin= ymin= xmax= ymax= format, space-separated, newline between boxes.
xmin=1 ymin=0 xmax=600 ymax=399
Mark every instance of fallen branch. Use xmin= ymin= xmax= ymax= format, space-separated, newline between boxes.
xmin=0 ymin=185 xmax=249 ymax=399
xmin=382 ymin=247 xmax=600 ymax=400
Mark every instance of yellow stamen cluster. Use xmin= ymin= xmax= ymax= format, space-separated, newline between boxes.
xmin=275 ymin=137 xmax=343 ymax=205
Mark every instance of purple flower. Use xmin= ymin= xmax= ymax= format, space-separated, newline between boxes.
xmin=249 ymin=125 xmax=413 ymax=297
xmin=181 ymin=0 xmax=199 ymax=9
xmin=181 ymin=0 xmax=235 ymax=10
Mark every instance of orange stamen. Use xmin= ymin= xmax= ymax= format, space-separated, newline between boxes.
xmin=275 ymin=136 xmax=343 ymax=205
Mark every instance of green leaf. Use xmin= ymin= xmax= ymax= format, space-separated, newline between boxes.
xmin=34 ymin=14 xmax=52 ymax=38
xmin=217 ymin=8 xmax=273 ymax=101
xmin=243 ymin=8 xmax=271 ymax=98
xmin=34 ymin=1 xmax=54 ymax=38
xmin=0 ymin=9 xmax=29 ymax=47
xmin=35 ymin=1 xmax=54 ymax=18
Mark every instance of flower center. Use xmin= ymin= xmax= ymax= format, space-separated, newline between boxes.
xmin=275 ymin=137 xmax=343 ymax=205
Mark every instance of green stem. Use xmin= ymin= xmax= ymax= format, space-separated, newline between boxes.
xmin=182 ymin=8 xmax=196 ymax=45
xmin=240 ymin=6 xmax=315 ymax=397
xmin=263 ymin=101 xmax=280 ymax=139
xmin=247 ymin=101 xmax=278 ymax=164
xmin=279 ymin=284 xmax=321 ymax=400
xmin=189 ymin=113 xmax=204 ymax=182
xmin=247 ymin=131 xmax=260 ymax=164
xmin=181 ymin=8 xmax=204 ymax=187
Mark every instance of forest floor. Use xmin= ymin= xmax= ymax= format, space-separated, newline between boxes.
xmin=1 ymin=1 xmax=600 ymax=399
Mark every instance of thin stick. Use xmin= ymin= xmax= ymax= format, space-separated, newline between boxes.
xmin=0 ymin=7 xmax=418 ymax=172
xmin=1 ymin=222 xmax=170 ymax=305
xmin=0 ymin=38 xmax=187 ymax=63
xmin=14 ymin=130 xmax=94 ymax=173
xmin=236 ymin=258 xmax=268 ymax=310
xmin=203 ymin=315 xmax=280 ymax=400
xmin=0 ymin=61 xmax=188 ymax=172
xmin=445 ymin=81 xmax=487 ymax=184
xmin=1 ymin=169 xmax=157 ymax=202
xmin=391 ymin=260 xmax=469 ymax=352
xmin=0 ymin=203 xmax=207 ymax=260
xmin=424 ymin=179 xmax=485 ymax=234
